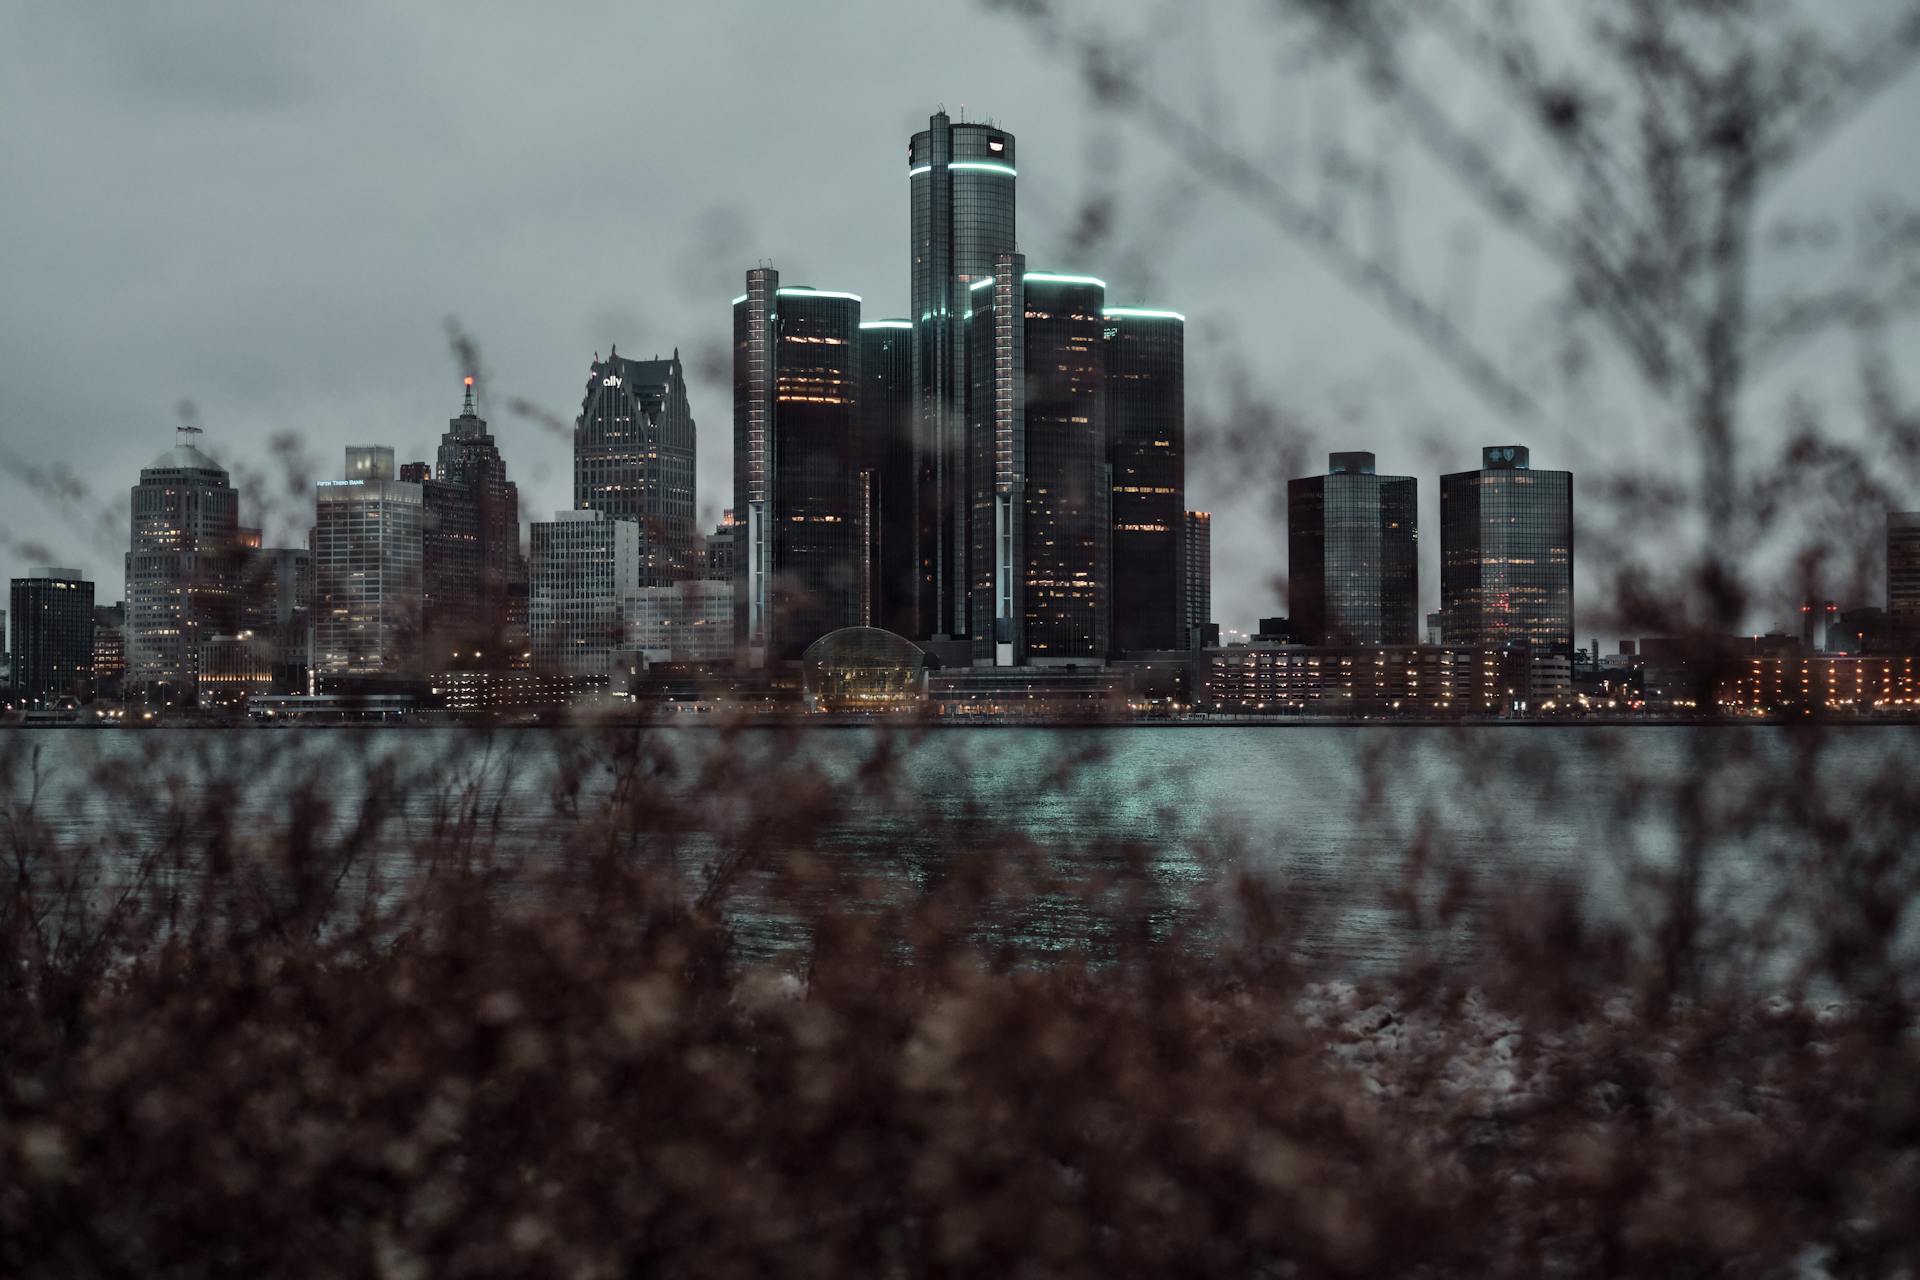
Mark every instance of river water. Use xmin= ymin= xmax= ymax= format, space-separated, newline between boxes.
xmin=4 ymin=724 xmax=1914 ymax=970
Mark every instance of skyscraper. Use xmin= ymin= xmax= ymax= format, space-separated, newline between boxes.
xmin=9 ymin=568 xmax=94 ymax=706
xmin=1288 ymin=452 xmax=1419 ymax=646
xmin=1184 ymin=510 xmax=1213 ymax=649
xmin=859 ymin=318 xmax=915 ymax=636
xmin=731 ymin=271 xmax=865 ymax=665
xmin=529 ymin=509 xmax=639 ymax=676
xmin=1105 ymin=306 xmax=1187 ymax=654
xmin=1440 ymin=445 xmax=1574 ymax=657
xmin=575 ymin=349 xmax=696 ymax=587
xmin=420 ymin=377 xmax=522 ymax=666
xmin=312 ymin=447 xmax=424 ymax=675
xmin=965 ymin=254 xmax=1025 ymax=664
xmin=1021 ymin=272 xmax=1110 ymax=664
xmin=125 ymin=427 xmax=242 ymax=702
xmin=1890 ymin=512 xmax=1920 ymax=649
xmin=910 ymin=110 xmax=1018 ymax=641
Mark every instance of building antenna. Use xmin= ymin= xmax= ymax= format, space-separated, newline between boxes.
xmin=461 ymin=374 xmax=476 ymax=416
xmin=175 ymin=424 xmax=203 ymax=445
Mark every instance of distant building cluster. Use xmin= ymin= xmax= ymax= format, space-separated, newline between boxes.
xmin=6 ymin=108 xmax=1920 ymax=723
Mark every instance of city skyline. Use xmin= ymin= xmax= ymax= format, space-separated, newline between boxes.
xmin=3 ymin=3 xmax=1917 ymax=641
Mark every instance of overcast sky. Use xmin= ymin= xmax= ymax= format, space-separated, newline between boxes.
xmin=4 ymin=1 xmax=1916 ymax=638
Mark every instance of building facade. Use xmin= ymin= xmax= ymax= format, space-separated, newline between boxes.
xmin=91 ymin=603 xmax=125 ymax=701
xmin=1105 ymin=306 xmax=1186 ymax=654
xmin=731 ymin=272 xmax=865 ymax=665
xmin=1441 ymin=445 xmax=1575 ymax=658
xmin=575 ymin=349 xmax=697 ymax=587
xmin=624 ymin=580 xmax=733 ymax=664
xmin=125 ymin=429 xmax=242 ymax=701
xmin=312 ymin=447 xmax=424 ymax=675
xmin=859 ymin=319 xmax=916 ymax=637
xmin=910 ymin=110 xmax=1018 ymax=641
xmin=1890 ymin=512 xmax=1920 ymax=649
xmin=1288 ymin=452 xmax=1419 ymax=646
xmin=529 ymin=509 xmax=639 ymax=676
xmin=9 ymin=568 xmax=95 ymax=706
xmin=1021 ymin=272 xmax=1110 ymax=664
xmin=965 ymin=255 xmax=1026 ymax=664
xmin=1185 ymin=510 xmax=1213 ymax=649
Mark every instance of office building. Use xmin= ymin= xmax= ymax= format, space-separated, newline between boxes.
xmin=1891 ymin=513 xmax=1920 ymax=649
xmin=9 ymin=568 xmax=95 ymax=706
xmin=418 ymin=377 xmax=522 ymax=666
xmin=1441 ymin=445 xmax=1575 ymax=658
xmin=624 ymin=580 xmax=733 ymax=665
xmin=125 ymin=427 xmax=243 ymax=702
xmin=859 ymin=318 xmax=915 ymax=635
xmin=239 ymin=547 xmax=312 ymax=691
xmin=910 ymin=110 xmax=1018 ymax=641
xmin=529 ymin=509 xmax=639 ymax=676
xmin=705 ymin=511 xmax=737 ymax=582
xmin=1185 ymin=510 xmax=1213 ymax=649
xmin=1105 ymin=305 xmax=1187 ymax=654
xmin=575 ymin=349 xmax=697 ymax=586
xmin=313 ymin=447 xmax=424 ymax=675
xmin=964 ymin=254 xmax=1025 ymax=664
xmin=1288 ymin=452 xmax=1419 ymax=646
xmin=91 ymin=604 xmax=125 ymax=701
xmin=1021 ymin=272 xmax=1110 ymax=664
xmin=731 ymin=271 xmax=864 ymax=665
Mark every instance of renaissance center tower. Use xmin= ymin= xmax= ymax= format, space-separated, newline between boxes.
xmin=909 ymin=110 xmax=1016 ymax=642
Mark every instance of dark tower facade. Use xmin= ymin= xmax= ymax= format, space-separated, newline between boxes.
xmin=1891 ymin=512 xmax=1920 ymax=650
xmin=1440 ymin=445 xmax=1574 ymax=657
xmin=575 ymin=350 xmax=697 ymax=587
xmin=9 ymin=569 xmax=95 ymax=706
xmin=966 ymin=254 xmax=1026 ymax=664
xmin=1021 ymin=273 xmax=1109 ymax=664
xmin=1288 ymin=452 xmax=1419 ymax=646
xmin=731 ymin=272 xmax=864 ymax=664
xmin=909 ymin=111 xmax=1017 ymax=641
xmin=1104 ymin=307 xmax=1186 ymax=654
xmin=421 ymin=377 xmax=522 ymax=666
xmin=125 ymin=428 xmax=242 ymax=702
xmin=859 ymin=319 xmax=916 ymax=636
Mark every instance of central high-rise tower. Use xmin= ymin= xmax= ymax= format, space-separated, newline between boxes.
xmin=909 ymin=110 xmax=1017 ymax=642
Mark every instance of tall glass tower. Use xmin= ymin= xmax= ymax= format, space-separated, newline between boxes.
xmin=1104 ymin=306 xmax=1186 ymax=654
xmin=1440 ymin=445 xmax=1574 ymax=657
xmin=1022 ymin=272 xmax=1110 ymax=664
xmin=1288 ymin=452 xmax=1419 ymax=646
xmin=909 ymin=110 xmax=1017 ymax=642
xmin=575 ymin=349 xmax=697 ymax=587
xmin=732 ymin=271 xmax=864 ymax=665
xmin=858 ymin=318 xmax=915 ymax=637
xmin=126 ymin=427 xmax=242 ymax=702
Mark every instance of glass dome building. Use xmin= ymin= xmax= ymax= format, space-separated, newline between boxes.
xmin=801 ymin=627 xmax=928 ymax=712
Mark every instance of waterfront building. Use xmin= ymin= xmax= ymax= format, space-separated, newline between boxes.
xmin=1441 ymin=445 xmax=1575 ymax=658
xmin=910 ymin=110 xmax=1019 ymax=641
xmin=731 ymin=271 xmax=865 ymax=665
xmin=1185 ymin=510 xmax=1213 ymax=649
xmin=1105 ymin=305 xmax=1186 ymax=654
xmin=801 ymin=627 xmax=928 ymax=712
xmin=238 ymin=547 xmax=312 ymax=692
xmin=312 ymin=447 xmax=424 ymax=675
xmin=1721 ymin=652 xmax=1920 ymax=713
xmin=1196 ymin=643 xmax=1535 ymax=717
xmin=91 ymin=604 xmax=125 ymax=701
xmin=1021 ymin=272 xmax=1110 ymax=664
xmin=9 ymin=568 xmax=95 ymax=706
xmin=859 ymin=318 xmax=916 ymax=636
xmin=125 ymin=427 xmax=242 ymax=702
xmin=575 ymin=349 xmax=697 ymax=587
xmin=198 ymin=633 xmax=276 ymax=708
xmin=964 ymin=254 xmax=1025 ymax=664
xmin=1890 ymin=512 xmax=1920 ymax=649
xmin=624 ymin=579 xmax=733 ymax=665
xmin=1288 ymin=452 xmax=1419 ymax=646
xmin=529 ymin=509 xmax=639 ymax=676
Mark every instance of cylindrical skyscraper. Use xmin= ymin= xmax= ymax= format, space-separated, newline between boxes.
xmin=909 ymin=111 xmax=1017 ymax=644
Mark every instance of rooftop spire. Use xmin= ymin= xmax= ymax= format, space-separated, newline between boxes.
xmin=175 ymin=424 xmax=203 ymax=447
xmin=461 ymin=374 xmax=476 ymax=417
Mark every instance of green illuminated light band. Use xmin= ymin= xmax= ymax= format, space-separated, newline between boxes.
xmin=1103 ymin=306 xmax=1185 ymax=322
xmin=859 ymin=320 xmax=912 ymax=330
xmin=730 ymin=294 xmax=748 ymax=306
xmin=777 ymin=287 xmax=863 ymax=302
xmin=969 ymin=277 xmax=997 ymax=291
xmin=1024 ymin=272 xmax=1107 ymax=290
xmin=908 ymin=162 xmax=1017 ymax=178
